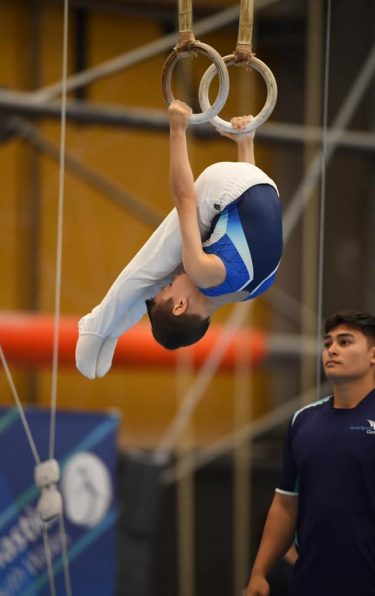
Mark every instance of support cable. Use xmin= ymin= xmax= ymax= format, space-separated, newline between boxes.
xmin=48 ymin=0 xmax=74 ymax=592
xmin=60 ymin=513 xmax=73 ymax=596
xmin=0 ymin=347 xmax=61 ymax=596
xmin=315 ymin=0 xmax=331 ymax=400
xmin=0 ymin=1 xmax=74 ymax=594
xmin=42 ymin=524 xmax=58 ymax=596
xmin=49 ymin=0 xmax=68 ymax=461
xmin=0 ymin=347 xmax=41 ymax=465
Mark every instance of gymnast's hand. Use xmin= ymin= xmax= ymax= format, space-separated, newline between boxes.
xmin=75 ymin=333 xmax=118 ymax=380
xmin=216 ymin=114 xmax=256 ymax=142
xmin=217 ymin=115 xmax=256 ymax=164
xmin=168 ymin=99 xmax=193 ymax=132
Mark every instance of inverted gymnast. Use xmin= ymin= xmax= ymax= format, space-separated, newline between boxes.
xmin=76 ymin=99 xmax=282 ymax=379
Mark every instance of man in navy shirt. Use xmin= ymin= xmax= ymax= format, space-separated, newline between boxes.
xmin=245 ymin=310 xmax=375 ymax=596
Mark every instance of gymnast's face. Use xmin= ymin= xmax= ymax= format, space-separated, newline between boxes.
xmin=322 ymin=324 xmax=375 ymax=382
xmin=154 ymin=273 xmax=191 ymax=301
xmin=153 ymin=273 xmax=203 ymax=316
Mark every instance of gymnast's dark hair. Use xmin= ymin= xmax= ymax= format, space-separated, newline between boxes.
xmin=325 ymin=310 xmax=375 ymax=345
xmin=145 ymin=297 xmax=210 ymax=350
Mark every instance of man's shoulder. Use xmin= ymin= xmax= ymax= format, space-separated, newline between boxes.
xmin=291 ymin=395 xmax=332 ymax=426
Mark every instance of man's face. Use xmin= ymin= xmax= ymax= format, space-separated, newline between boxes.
xmin=322 ymin=324 xmax=375 ymax=382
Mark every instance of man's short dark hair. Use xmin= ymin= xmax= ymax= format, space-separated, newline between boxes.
xmin=325 ymin=310 xmax=375 ymax=345
xmin=145 ymin=297 xmax=210 ymax=350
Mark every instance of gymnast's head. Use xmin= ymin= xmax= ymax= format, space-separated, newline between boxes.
xmin=145 ymin=273 xmax=211 ymax=349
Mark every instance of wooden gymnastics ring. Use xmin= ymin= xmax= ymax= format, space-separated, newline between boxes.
xmin=161 ymin=41 xmax=230 ymax=125
xmin=198 ymin=54 xmax=278 ymax=133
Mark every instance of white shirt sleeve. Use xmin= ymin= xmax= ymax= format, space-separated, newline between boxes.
xmin=78 ymin=207 xmax=183 ymax=339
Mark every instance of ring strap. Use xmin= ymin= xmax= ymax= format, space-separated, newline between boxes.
xmin=178 ymin=0 xmax=193 ymax=36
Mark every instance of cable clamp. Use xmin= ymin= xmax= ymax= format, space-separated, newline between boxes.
xmin=35 ymin=459 xmax=63 ymax=522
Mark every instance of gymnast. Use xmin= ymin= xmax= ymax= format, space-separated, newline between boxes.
xmin=76 ymin=99 xmax=283 ymax=379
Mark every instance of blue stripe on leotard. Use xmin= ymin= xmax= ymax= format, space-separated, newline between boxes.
xmin=199 ymin=183 xmax=282 ymax=300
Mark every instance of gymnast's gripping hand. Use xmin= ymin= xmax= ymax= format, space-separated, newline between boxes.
xmin=217 ymin=115 xmax=256 ymax=165
xmin=168 ymin=99 xmax=192 ymax=132
xmin=75 ymin=334 xmax=118 ymax=380
xmin=216 ymin=114 xmax=256 ymax=141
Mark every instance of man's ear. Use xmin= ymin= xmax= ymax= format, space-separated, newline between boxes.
xmin=370 ymin=346 xmax=375 ymax=366
xmin=172 ymin=298 xmax=188 ymax=316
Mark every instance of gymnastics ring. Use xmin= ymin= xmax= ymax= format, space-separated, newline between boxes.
xmin=198 ymin=54 xmax=278 ymax=133
xmin=161 ymin=41 xmax=230 ymax=126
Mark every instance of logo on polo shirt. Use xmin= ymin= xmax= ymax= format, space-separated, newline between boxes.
xmin=349 ymin=419 xmax=375 ymax=434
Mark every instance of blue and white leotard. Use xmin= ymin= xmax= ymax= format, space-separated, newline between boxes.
xmin=197 ymin=163 xmax=282 ymax=300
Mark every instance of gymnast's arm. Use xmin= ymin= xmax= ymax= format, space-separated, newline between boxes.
xmin=216 ymin=115 xmax=256 ymax=165
xmin=168 ymin=100 xmax=226 ymax=288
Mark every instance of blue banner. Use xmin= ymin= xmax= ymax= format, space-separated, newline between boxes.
xmin=0 ymin=406 xmax=120 ymax=596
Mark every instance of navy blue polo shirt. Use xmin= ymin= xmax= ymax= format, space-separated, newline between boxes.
xmin=277 ymin=389 xmax=375 ymax=596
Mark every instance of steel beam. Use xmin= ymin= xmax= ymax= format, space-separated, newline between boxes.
xmin=1 ymin=97 xmax=374 ymax=152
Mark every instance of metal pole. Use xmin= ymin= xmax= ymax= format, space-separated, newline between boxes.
xmin=259 ymin=122 xmax=375 ymax=152
xmin=155 ymin=303 xmax=250 ymax=456
xmin=11 ymin=117 xmax=163 ymax=228
xmin=232 ymin=57 xmax=255 ymax=596
xmin=364 ymin=71 xmax=375 ymax=310
xmin=283 ymin=41 xmax=375 ymax=242
xmin=176 ymin=351 xmax=195 ymax=596
xmin=1 ymin=96 xmax=374 ymax=152
xmin=300 ymin=0 xmax=323 ymax=404
xmin=233 ymin=306 xmax=253 ymax=596
xmin=175 ymin=59 xmax=195 ymax=596
xmin=162 ymin=381 xmax=331 ymax=485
